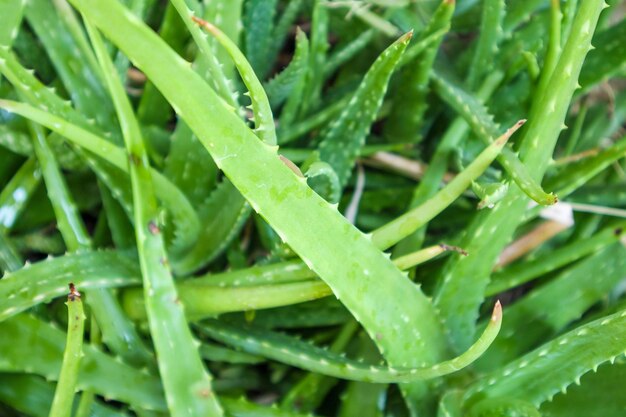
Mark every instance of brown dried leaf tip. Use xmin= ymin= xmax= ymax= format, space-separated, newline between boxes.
xmin=148 ymin=220 xmax=160 ymax=235
xmin=439 ymin=243 xmax=468 ymax=256
xmin=191 ymin=15 xmax=218 ymax=35
xmin=491 ymin=300 xmax=502 ymax=323
xmin=68 ymin=283 xmax=81 ymax=301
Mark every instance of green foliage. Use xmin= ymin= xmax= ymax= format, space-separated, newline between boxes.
xmin=0 ymin=1 xmax=625 ymax=416
xmin=48 ymin=285 xmax=84 ymax=417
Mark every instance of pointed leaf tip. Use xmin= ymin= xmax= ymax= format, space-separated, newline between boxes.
xmin=496 ymin=119 xmax=526 ymax=145
xmin=191 ymin=15 xmax=218 ymax=35
xmin=492 ymin=300 xmax=502 ymax=322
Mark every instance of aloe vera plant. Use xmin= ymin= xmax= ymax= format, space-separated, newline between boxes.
xmin=1 ymin=1 xmax=626 ymax=416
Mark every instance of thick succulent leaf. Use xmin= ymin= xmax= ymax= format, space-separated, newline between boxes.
xmin=539 ymin=363 xmax=626 ymax=417
xmin=264 ymin=28 xmax=309 ymax=109
xmin=318 ymin=32 xmax=410 ymax=188
xmin=0 ymin=251 xmax=138 ymax=322
xmin=466 ymin=308 xmax=626 ymax=406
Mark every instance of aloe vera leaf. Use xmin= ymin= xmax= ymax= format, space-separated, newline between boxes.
xmin=530 ymin=0 xmax=562 ymax=109
xmin=202 ymin=0 xmax=243 ymax=82
xmin=171 ymin=179 xmax=249 ymax=275
xmin=28 ymin=123 xmax=90 ymax=250
xmin=393 ymin=71 xmax=504 ymax=254
xmin=0 ymin=230 xmax=22 ymax=273
xmin=152 ymin=244 xmax=466 ymax=314
xmin=579 ymin=19 xmax=626 ymax=90
xmin=194 ymin=16 xmax=277 ymax=146
xmin=243 ymin=0 xmax=277 ymax=79
xmin=48 ymin=285 xmax=85 ymax=417
xmin=98 ymin=180 xmax=135 ymax=249
xmin=64 ymin=2 xmax=452 ymax=413
xmin=193 ymin=260 xmax=313 ymax=287
xmin=479 ymin=243 xmax=626 ymax=370
xmin=548 ymin=135 xmax=626 ymax=198
xmin=384 ymin=0 xmax=453 ymax=144
xmin=136 ymin=2 xmax=188 ymax=126
xmin=159 ymin=6 xmax=238 ymax=223
xmin=86 ymin=285 xmax=156 ymax=369
xmin=282 ymin=321 xmax=359 ymax=412
xmin=0 ymin=99 xmax=201 ymax=251
xmin=0 ymin=250 xmax=139 ymax=322
xmin=162 ymin=121 xmax=218 ymax=208
xmin=539 ymin=363 xmax=626 ymax=417
xmin=560 ymin=0 xmax=579 ymax=43
xmin=318 ymin=32 xmax=410 ymax=188
xmin=0 ymin=374 xmax=128 ymax=417
xmin=502 ymin=0 xmax=544 ymax=32
xmin=574 ymin=91 xmax=626 ymax=151
xmin=50 ymin=0 xmax=101 ymax=79
xmin=304 ymin=160 xmax=341 ymax=204
xmin=0 ymin=250 xmax=325 ymax=329
xmin=24 ymin=0 xmax=117 ymax=133
xmin=372 ymin=120 xmax=522 ymax=249
xmin=200 ymin=302 xmax=501 ymax=383
xmin=561 ymin=99 xmax=588 ymax=156
xmin=113 ymin=0 xmax=158 ymax=81
xmin=82 ymin=322 xmax=112 ymax=416
xmin=433 ymin=1 xmax=604 ymax=353
xmin=265 ymin=28 xmax=309 ymax=109
xmin=300 ymin=0 xmax=328 ymax=115
xmin=0 ymin=314 xmax=166 ymax=411
xmin=169 ymin=0 xmax=238 ymax=109
xmin=277 ymin=65 xmax=309 ymax=135
xmin=0 ymin=125 xmax=31 ymax=157
xmin=518 ymin=2 xmax=605 ymax=175
xmin=0 ymin=47 xmax=135 ymax=221
xmin=0 ymin=0 xmax=22 ymax=52
xmin=160 ymin=38 xmax=220 ymax=210
xmin=0 ymin=47 xmax=98 ymax=136
xmin=487 ymin=223 xmax=626 ymax=296
xmin=122 ymin=280 xmax=333 ymax=321
xmin=465 ymin=0 xmax=505 ymax=89
xmin=431 ymin=70 xmax=557 ymax=206
xmin=466 ymin=307 xmax=626 ymax=407
xmin=0 ymin=156 xmax=41 ymax=231
xmin=2 ymin=366 xmax=305 ymax=417
xmin=7 ymin=171 xmax=100 ymax=234
xmin=27 ymin=117 xmax=152 ymax=366
xmin=467 ymin=398 xmax=541 ymax=417
xmin=86 ymin=22 xmax=223 ymax=417
xmin=0 ymin=165 xmax=26 ymax=276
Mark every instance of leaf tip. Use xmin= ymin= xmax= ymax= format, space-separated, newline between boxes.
xmin=439 ymin=243 xmax=468 ymax=256
xmin=68 ymin=283 xmax=81 ymax=301
xmin=191 ymin=15 xmax=218 ymax=35
xmin=491 ymin=300 xmax=502 ymax=323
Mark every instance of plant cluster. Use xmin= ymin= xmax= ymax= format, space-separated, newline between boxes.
xmin=0 ymin=0 xmax=625 ymax=416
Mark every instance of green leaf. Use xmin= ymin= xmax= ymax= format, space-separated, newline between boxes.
xmin=466 ymin=307 xmax=626 ymax=407
xmin=318 ymin=32 xmax=411 ymax=188
xmin=265 ymin=28 xmax=309 ymax=109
